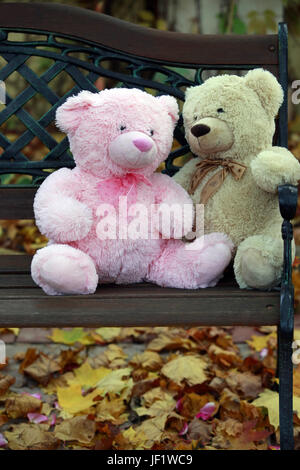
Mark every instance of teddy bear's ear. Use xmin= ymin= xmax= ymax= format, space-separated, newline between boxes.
xmin=185 ymin=86 xmax=198 ymax=100
xmin=244 ymin=69 xmax=283 ymax=117
xmin=157 ymin=95 xmax=179 ymax=124
xmin=56 ymin=90 xmax=95 ymax=133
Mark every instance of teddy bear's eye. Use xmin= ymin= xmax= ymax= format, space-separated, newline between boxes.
xmin=217 ymin=108 xmax=224 ymax=113
xmin=150 ymin=130 xmax=154 ymax=136
xmin=120 ymin=125 xmax=126 ymax=131
xmin=193 ymin=115 xmax=198 ymax=121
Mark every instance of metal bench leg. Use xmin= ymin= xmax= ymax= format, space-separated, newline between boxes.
xmin=278 ymin=316 xmax=294 ymax=450
xmin=278 ymin=184 xmax=298 ymax=450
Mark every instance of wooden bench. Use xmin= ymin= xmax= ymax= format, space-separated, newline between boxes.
xmin=0 ymin=3 xmax=297 ymax=450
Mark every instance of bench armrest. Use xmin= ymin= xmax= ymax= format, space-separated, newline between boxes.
xmin=278 ymin=183 xmax=297 ymax=332
xmin=278 ymin=183 xmax=298 ymax=450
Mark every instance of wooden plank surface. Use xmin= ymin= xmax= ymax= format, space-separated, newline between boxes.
xmin=0 ymin=273 xmax=280 ymax=327
xmin=0 ymin=255 xmax=33 ymax=273
xmin=0 ymin=187 xmax=36 ymax=219
xmin=0 ymin=3 xmax=279 ymax=66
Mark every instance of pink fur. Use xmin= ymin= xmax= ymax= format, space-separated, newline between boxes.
xmin=31 ymin=88 xmax=233 ymax=295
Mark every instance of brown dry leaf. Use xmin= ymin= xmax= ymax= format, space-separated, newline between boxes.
xmin=23 ymin=352 xmax=61 ymax=385
xmin=294 ymin=364 xmax=300 ymax=397
xmin=212 ymin=418 xmax=270 ymax=450
xmin=147 ymin=332 xmax=196 ymax=352
xmin=140 ymin=387 xmax=175 ymax=407
xmin=130 ymin=351 xmax=163 ymax=371
xmin=208 ymin=344 xmax=242 ymax=368
xmin=56 ymin=347 xmax=84 ymax=370
xmin=131 ymin=376 xmax=160 ymax=398
xmin=0 ymin=373 xmax=15 ymax=396
xmin=89 ymin=344 xmax=127 ymax=370
xmin=19 ymin=347 xmax=39 ymax=373
xmin=5 ymin=394 xmax=42 ymax=419
xmin=135 ymin=412 xmax=179 ymax=448
xmin=179 ymin=392 xmax=217 ymax=420
xmin=187 ymin=416 xmax=212 ymax=443
xmin=14 ymin=351 xmax=26 ymax=362
xmin=226 ymin=370 xmax=263 ymax=399
xmin=136 ymin=393 xmax=176 ymax=418
xmin=257 ymin=326 xmax=276 ymax=334
xmin=54 ymin=416 xmax=96 ymax=445
xmin=114 ymin=426 xmax=148 ymax=450
xmin=118 ymin=327 xmax=149 ymax=341
xmin=5 ymin=423 xmax=60 ymax=450
xmin=161 ymin=355 xmax=207 ymax=386
xmin=219 ymin=388 xmax=241 ymax=421
xmin=0 ymin=413 xmax=8 ymax=426
xmin=42 ymin=372 xmax=73 ymax=395
xmin=96 ymin=395 xmax=128 ymax=425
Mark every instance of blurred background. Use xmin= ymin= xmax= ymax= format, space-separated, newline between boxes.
xmin=1 ymin=0 xmax=300 ymax=301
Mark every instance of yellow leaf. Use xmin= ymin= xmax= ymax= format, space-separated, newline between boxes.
xmin=67 ymin=361 xmax=110 ymax=389
xmin=252 ymin=389 xmax=300 ymax=429
xmin=93 ymin=327 xmax=121 ymax=342
xmin=135 ymin=412 xmax=181 ymax=448
xmin=294 ymin=330 xmax=300 ymax=341
xmin=121 ymin=426 xmax=148 ymax=449
xmin=49 ymin=328 xmax=94 ymax=345
xmin=96 ymin=367 xmax=133 ymax=396
xmin=161 ymin=355 xmax=207 ymax=386
xmin=0 ymin=328 xmax=19 ymax=336
xmin=57 ymin=384 xmax=100 ymax=415
xmin=8 ymin=328 xmax=19 ymax=336
xmin=247 ymin=332 xmax=277 ymax=351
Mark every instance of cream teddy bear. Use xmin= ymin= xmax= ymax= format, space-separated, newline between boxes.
xmin=174 ymin=69 xmax=300 ymax=289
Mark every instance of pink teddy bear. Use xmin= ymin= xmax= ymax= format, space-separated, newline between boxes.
xmin=31 ymin=88 xmax=233 ymax=295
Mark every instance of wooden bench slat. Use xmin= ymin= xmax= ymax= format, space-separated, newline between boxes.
xmin=0 ymin=273 xmax=279 ymax=327
xmin=0 ymin=187 xmax=36 ymax=220
xmin=0 ymin=274 xmax=35 ymax=288
xmin=0 ymin=3 xmax=279 ymax=66
xmin=0 ymin=255 xmax=33 ymax=273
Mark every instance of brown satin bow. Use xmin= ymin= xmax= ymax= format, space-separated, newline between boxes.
xmin=188 ymin=158 xmax=247 ymax=204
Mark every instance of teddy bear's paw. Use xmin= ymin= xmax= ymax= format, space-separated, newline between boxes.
xmin=31 ymin=244 xmax=98 ymax=295
xmin=35 ymin=196 xmax=93 ymax=243
xmin=251 ymin=149 xmax=300 ymax=193
xmin=235 ymin=247 xmax=280 ymax=290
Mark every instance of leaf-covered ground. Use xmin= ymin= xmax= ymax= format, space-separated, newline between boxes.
xmin=1 ymin=324 xmax=300 ymax=450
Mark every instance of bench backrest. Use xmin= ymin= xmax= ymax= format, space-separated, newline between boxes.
xmin=0 ymin=3 xmax=287 ymax=220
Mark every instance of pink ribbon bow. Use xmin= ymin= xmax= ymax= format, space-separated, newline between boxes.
xmin=97 ymin=172 xmax=152 ymax=207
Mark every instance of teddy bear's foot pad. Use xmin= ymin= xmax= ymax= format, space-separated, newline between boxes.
xmin=238 ymin=248 xmax=278 ymax=290
xmin=31 ymin=244 xmax=98 ymax=295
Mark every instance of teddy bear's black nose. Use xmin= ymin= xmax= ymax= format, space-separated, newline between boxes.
xmin=191 ymin=124 xmax=210 ymax=137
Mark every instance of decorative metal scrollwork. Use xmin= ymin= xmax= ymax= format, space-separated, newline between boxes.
xmin=0 ymin=28 xmax=255 ymax=184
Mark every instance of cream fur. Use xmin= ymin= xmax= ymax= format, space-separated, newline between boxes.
xmin=174 ymin=69 xmax=300 ymax=289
